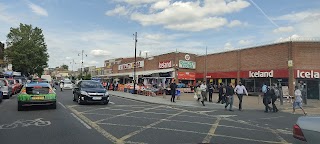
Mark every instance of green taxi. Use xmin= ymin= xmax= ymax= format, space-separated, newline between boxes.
xmin=18 ymin=82 xmax=56 ymax=111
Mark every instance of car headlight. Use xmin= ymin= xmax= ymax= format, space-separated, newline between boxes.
xmin=104 ymin=91 xmax=109 ymax=96
xmin=80 ymin=91 xmax=88 ymax=95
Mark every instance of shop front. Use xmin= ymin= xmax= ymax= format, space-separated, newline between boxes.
xmin=195 ymin=71 xmax=238 ymax=89
xmin=295 ymin=69 xmax=320 ymax=100
xmin=240 ymin=69 xmax=289 ymax=94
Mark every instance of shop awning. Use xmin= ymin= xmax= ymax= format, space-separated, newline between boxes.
xmin=136 ymin=68 xmax=174 ymax=76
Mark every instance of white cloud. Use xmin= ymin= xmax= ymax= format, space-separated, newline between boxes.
xmin=28 ymin=2 xmax=48 ymax=16
xmin=273 ymin=11 xmax=320 ymax=22
xmin=65 ymin=57 xmax=71 ymax=60
xmin=276 ymin=34 xmax=301 ymax=42
xmin=105 ymin=5 xmax=128 ymax=16
xmin=238 ymin=39 xmax=252 ymax=45
xmin=108 ymin=0 xmax=250 ymax=31
xmin=0 ymin=3 xmax=19 ymax=25
xmin=150 ymin=0 xmax=170 ymax=10
xmin=227 ymin=20 xmax=243 ymax=27
xmin=224 ymin=42 xmax=234 ymax=50
xmin=90 ymin=49 xmax=111 ymax=56
xmin=273 ymin=26 xmax=294 ymax=33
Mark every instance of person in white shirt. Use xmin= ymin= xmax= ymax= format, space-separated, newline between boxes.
xmin=234 ymin=81 xmax=248 ymax=111
xmin=199 ymin=82 xmax=207 ymax=106
xmin=293 ymin=86 xmax=307 ymax=115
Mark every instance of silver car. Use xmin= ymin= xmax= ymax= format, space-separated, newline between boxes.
xmin=293 ymin=115 xmax=320 ymax=143
xmin=0 ymin=78 xmax=13 ymax=99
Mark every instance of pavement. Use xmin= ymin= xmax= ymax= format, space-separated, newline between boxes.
xmin=0 ymin=87 xmax=311 ymax=144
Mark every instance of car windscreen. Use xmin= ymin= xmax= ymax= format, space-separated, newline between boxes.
xmin=81 ymin=81 xmax=103 ymax=88
xmin=26 ymin=86 xmax=50 ymax=95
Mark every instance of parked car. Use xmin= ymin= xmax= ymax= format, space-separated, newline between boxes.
xmin=17 ymin=82 xmax=57 ymax=111
xmin=293 ymin=115 xmax=320 ymax=143
xmin=72 ymin=80 xmax=109 ymax=105
xmin=0 ymin=78 xmax=13 ymax=99
xmin=0 ymin=86 xmax=3 ymax=103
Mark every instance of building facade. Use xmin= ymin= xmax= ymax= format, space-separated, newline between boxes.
xmin=100 ymin=41 xmax=320 ymax=100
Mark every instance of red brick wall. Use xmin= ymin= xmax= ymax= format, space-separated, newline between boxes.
xmin=240 ymin=43 xmax=289 ymax=71
xmin=293 ymin=42 xmax=320 ymax=70
xmin=196 ymin=51 xmax=238 ymax=73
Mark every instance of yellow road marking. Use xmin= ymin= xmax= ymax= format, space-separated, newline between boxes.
xmin=94 ymin=105 xmax=164 ymax=123
xmin=68 ymin=106 xmax=121 ymax=144
xmin=118 ymin=110 xmax=186 ymax=142
xmin=202 ymin=117 xmax=221 ymax=143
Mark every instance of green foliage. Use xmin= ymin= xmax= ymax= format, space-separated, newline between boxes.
xmin=61 ymin=64 xmax=68 ymax=70
xmin=83 ymin=74 xmax=91 ymax=80
xmin=4 ymin=23 xmax=49 ymax=76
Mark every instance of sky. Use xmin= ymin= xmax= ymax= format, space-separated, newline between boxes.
xmin=0 ymin=0 xmax=320 ymax=70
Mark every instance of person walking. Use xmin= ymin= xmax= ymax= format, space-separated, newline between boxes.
xmin=195 ymin=85 xmax=205 ymax=106
xmin=263 ymin=87 xmax=273 ymax=113
xmin=234 ymin=81 xmax=248 ymax=111
xmin=200 ymin=82 xmax=207 ymax=104
xmin=293 ymin=86 xmax=307 ymax=115
xmin=298 ymin=81 xmax=307 ymax=105
xmin=208 ymin=82 xmax=214 ymax=102
xmin=225 ymin=83 xmax=234 ymax=111
xmin=170 ymin=80 xmax=177 ymax=103
xmin=217 ymin=83 xmax=224 ymax=104
xmin=271 ymin=85 xmax=279 ymax=112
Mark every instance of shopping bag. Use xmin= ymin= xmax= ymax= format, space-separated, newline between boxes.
xmin=194 ymin=94 xmax=198 ymax=99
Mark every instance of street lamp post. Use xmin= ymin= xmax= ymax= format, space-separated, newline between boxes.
xmin=78 ymin=50 xmax=87 ymax=80
xmin=133 ymin=32 xmax=138 ymax=94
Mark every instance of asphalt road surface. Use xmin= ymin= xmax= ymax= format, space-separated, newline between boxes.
xmin=0 ymin=87 xmax=304 ymax=144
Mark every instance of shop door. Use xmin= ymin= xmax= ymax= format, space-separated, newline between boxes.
xmin=306 ymin=80 xmax=319 ymax=99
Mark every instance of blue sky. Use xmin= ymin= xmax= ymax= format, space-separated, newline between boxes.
xmin=0 ymin=0 xmax=320 ymax=70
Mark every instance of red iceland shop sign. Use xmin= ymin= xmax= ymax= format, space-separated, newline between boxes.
xmin=159 ymin=61 xmax=172 ymax=69
xmin=295 ymin=70 xmax=320 ymax=79
xmin=240 ymin=69 xmax=289 ymax=78
xmin=178 ymin=72 xmax=195 ymax=80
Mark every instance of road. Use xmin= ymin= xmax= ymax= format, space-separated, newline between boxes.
xmin=0 ymin=87 xmax=304 ymax=144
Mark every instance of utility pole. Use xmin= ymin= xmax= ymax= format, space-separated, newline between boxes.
xmin=203 ymin=46 xmax=207 ymax=82
xmin=78 ymin=50 xmax=87 ymax=80
xmin=133 ymin=32 xmax=138 ymax=94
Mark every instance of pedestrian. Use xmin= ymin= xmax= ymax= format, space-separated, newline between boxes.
xmin=217 ymin=83 xmax=224 ymax=104
xmin=262 ymin=83 xmax=268 ymax=97
xmin=298 ymin=81 xmax=307 ymax=105
xmin=195 ymin=85 xmax=205 ymax=106
xmin=225 ymin=83 xmax=234 ymax=111
xmin=271 ymin=85 xmax=279 ymax=112
xmin=263 ymin=87 xmax=273 ymax=113
xmin=234 ymin=81 xmax=248 ymax=111
xmin=112 ymin=83 xmax=115 ymax=91
xmin=170 ymin=80 xmax=177 ymax=103
xmin=200 ymin=81 xmax=207 ymax=103
xmin=293 ymin=86 xmax=307 ymax=115
xmin=208 ymin=82 xmax=214 ymax=102
xmin=59 ymin=81 xmax=64 ymax=92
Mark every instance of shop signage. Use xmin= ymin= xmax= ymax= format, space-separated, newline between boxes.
xmin=249 ymin=70 xmax=274 ymax=78
xmin=159 ymin=61 xmax=172 ymax=69
xmin=185 ymin=54 xmax=190 ymax=61
xmin=297 ymin=70 xmax=320 ymax=79
xmin=118 ymin=61 xmax=144 ymax=70
xmin=179 ymin=60 xmax=196 ymax=69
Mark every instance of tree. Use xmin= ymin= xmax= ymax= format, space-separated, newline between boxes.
xmin=61 ymin=64 xmax=68 ymax=70
xmin=5 ymin=23 xmax=49 ymax=76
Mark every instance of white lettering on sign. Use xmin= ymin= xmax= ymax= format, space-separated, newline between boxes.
xmin=249 ymin=70 xmax=274 ymax=78
xmin=179 ymin=60 xmax=196 ymax=69
xmin=297 ymin=70 xmax=320 ymax=79
xmin=159 ymin=61 xmax=172 ymax=69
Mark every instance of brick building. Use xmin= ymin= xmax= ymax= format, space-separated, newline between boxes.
xmin=101 ymin=41 xmax=320 ymax=100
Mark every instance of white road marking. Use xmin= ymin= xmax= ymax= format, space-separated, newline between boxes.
xmin=70 ymin=113 xmax=92 ymax=129
xmin=58 ymin=102 xmax=66 ymax=109
xmin=109 ymin=102 xmax=115 ymax=104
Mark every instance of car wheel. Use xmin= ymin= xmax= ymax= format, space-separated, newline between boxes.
xmin=77 ymin=96 xmax=83 ymax=105
xmin=51 ymin=102 xmax=57 ymax=109
xmin=73 ymin=94 xmax=76 ymax=102
xmin=18 ymin=102 xmax=23 ymax=111
xmin=103 ymin=100 xmax=109 ymax=105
